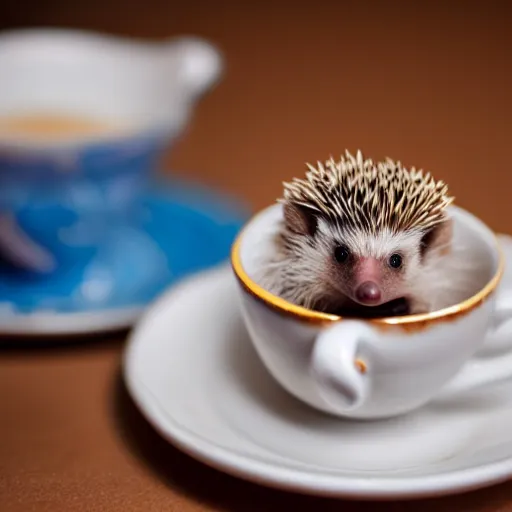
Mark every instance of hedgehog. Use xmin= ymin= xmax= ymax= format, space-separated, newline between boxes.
xmin=255 ymin=149 xmax=477 ymax=317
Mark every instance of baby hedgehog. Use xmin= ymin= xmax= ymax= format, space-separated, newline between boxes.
xmin=257 ymin=150 xmax=474 ymax=317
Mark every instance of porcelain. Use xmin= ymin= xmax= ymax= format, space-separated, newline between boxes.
xmin=124 ymin=261 xmax=512 ymax=500
xmin=0 ymin=177 xmax=247 ymax=336
xmin=231 ymin=203 xmax=512 ymax=420
xmin=0 ymin=28 xmax=221 ymax=275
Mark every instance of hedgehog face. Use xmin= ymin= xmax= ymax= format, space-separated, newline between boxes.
xmin=318 ymin=219 xmax=425 ymax=308
xmin=281 ymin=200 xmax=453 ymax=314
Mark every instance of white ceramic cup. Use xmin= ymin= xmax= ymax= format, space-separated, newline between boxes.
xmin=231 ymin=203 xmax=512 ymax=420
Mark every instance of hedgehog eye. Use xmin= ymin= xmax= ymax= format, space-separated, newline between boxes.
xmin=334 ymin=245 xmax=350 ymax=263
xmin=389 ymin=253 xmax=403 ymax=269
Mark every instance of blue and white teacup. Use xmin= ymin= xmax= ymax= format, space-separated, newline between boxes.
xmin=0 ymin=29 xmax=222 ymax=275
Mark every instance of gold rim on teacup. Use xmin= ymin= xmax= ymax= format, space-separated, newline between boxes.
xmin=231 ymin=206 xmax=505 ymax=328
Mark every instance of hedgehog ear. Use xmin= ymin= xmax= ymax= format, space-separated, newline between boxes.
xmin=420 ymin=216 xmax=453 ymax=258
xmin=283 ymin=202 xmax=319 ymax=237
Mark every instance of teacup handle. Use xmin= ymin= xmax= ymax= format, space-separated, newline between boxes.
xmin=310 ymin=320 xmax=374 ymax=413
xmin=0 ymin=212 xmax=55 ymax=273
xmin=478 ymin=289 xmax=512 ymax=356
xmin=166 ymin=37 xmax=223 ymax=98
xmin=441 ymin=295 xmax=512 ymax=397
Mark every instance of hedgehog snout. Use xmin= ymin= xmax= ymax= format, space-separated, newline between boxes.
xmin=354 ymin=281 xmax=382 ymax=305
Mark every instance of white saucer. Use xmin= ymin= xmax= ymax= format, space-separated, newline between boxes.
xmin=124 ymin=250 xmax=512 ymax=501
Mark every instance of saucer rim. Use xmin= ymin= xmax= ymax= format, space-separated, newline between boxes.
xmin=0 ymin=306 xmax=143 ymax=336
xmin=123 ymin=263 xmax=512 ymax=501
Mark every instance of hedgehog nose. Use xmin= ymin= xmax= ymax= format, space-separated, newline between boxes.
xmin=355 ymin=281 xmax=381 ymax=304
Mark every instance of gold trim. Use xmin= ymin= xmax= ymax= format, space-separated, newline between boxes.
xmin=230 ymin=205 xmax=505 ymax=326
xmin=354 ymin=359 xmax=367 ymax=374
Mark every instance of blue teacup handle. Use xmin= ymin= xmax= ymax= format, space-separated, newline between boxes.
xmin=0 ymin=212 xmax=56 ymax=273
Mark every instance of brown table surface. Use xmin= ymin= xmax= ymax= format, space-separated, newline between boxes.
xmin=2 ymin=2 xmax=512 ymax=510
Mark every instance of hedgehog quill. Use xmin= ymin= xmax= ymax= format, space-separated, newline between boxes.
xmin=256 ymin=150 xmax=476 ymax=317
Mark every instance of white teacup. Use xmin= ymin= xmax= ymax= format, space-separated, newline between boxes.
xmin=231 ymin=203 xmax=512 ymax=420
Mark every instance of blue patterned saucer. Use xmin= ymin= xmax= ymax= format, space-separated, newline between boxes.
xmin=0 ymin=176 xmax=248 ymax=336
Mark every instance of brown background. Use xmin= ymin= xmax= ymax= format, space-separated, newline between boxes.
xmin=1 ymin=1 xmax=512 ymax=510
